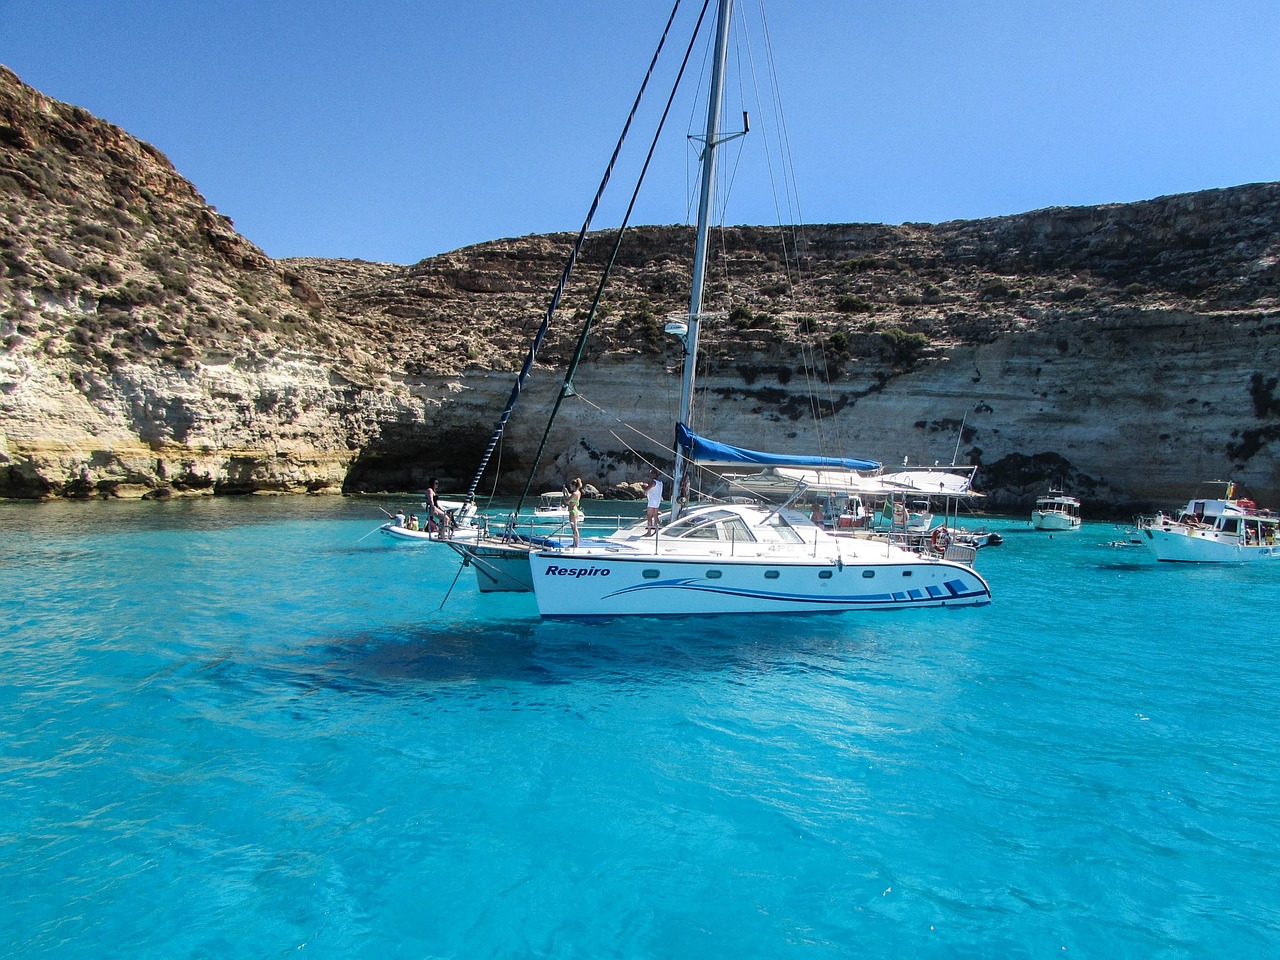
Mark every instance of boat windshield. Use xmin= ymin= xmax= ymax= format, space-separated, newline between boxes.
xmin=666 ymin=510 xmax=757 ymax=543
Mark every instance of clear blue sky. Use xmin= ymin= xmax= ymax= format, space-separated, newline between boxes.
xmin=4 ymin=1 xmax=1277 ymax=264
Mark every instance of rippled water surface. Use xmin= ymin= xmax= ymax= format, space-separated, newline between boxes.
xmin=2 ymin=497 xmax=1278 ymax=958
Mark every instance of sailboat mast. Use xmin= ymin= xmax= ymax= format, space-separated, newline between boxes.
xmin=671 ymin=0 xmax=733 ymax=522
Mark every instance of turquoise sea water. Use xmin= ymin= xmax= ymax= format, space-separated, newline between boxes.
xmin=2 ymin=496 xmax=1278 ymax=958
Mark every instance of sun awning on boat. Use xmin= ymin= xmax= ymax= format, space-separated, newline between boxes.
xmin=729 ymin=467 xmax=886 ymax=495
xmin=878 ymin=469 xmax=978 ymax=496
xmin=677 ymin=423 xmax=881 ymax=472
xmin=727 ymin=466 xmax=983 ymax=499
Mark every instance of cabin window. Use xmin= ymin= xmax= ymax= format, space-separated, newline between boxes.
xmin=763 ymin=514 xmax=805 ymax=544
xmin=705 ymin=570 xmax=723 ymax=579
xmin=667 ymin=510 xmax=732 ymax=538
xmin=642 ymin=569 xmax=660 ymax=579
xmin=901 ymin=570 xmax=913 ymax=577
xmin=668 ymin=510 xmax=757 ymax=543
xmin=764 ymin=570 xmax=780 ymax=580
xmin=818 ymin=570 xmax=833 ymax=579
xmin=862 ymin=570 xmax=875 ymax=579
xmin=683 ymin=524 xmax=721 ymax=540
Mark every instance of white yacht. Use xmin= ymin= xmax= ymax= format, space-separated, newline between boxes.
xmin=1135 ymin=483 xmax=1279 ymax=562
xmin=1031 ymin=490 xmax=1081 ymax=530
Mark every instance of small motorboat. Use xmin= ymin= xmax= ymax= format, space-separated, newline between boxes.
xmin=1031 ymin=489 xmax=1081 ymax=530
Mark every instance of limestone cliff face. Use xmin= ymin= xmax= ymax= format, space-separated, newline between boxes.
xmin=2 ymin=65 xmax=1278 ymax=511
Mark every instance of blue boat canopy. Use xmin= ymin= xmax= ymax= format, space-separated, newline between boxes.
xmin=677 ymin=423 xmax=880 ymax=472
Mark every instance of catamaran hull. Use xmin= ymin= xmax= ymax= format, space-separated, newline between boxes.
xmin=1031 ymin=512 xmax=1080 ymax=531
xmin=529 ymin=553 xmax=991 ymax=618
xmin=1140 ymin=528 xmax=1280 ymax=563
xmin=446 ymin=540 xmax=535 ymax=592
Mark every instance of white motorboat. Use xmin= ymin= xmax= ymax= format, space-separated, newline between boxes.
xmin=1134 ymin=483 xmax=1280 ymax=562
xmin=533 ymin=491 xmax=570 ymax=519
xmin=379 ymin=498 xmax=479 ymax=544
xmin=380 ymin=522 xmax=437 ymax=543
xmin=380 ymin=519 xmax=481 ymax=544
xmin=1031 ymin=490 xmax=1081 ymax=530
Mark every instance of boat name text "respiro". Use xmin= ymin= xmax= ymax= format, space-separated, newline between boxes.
xmin=544 ymin=565 xmax=611 ymax=578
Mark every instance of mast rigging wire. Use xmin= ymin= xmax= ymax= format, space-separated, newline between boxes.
xmin=461 ymin=0 xmax=690 ymax=505
xmin=512 ymin=0 xmax=717 ymax=515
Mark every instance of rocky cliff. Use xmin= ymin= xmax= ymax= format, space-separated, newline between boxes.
xmin=3 ymin=65 xmax=1278 ymax=512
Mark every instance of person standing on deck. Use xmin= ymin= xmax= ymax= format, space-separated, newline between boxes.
xmin=567 ymin=477 xmax=584 ymax=548
xmin=642 ymin=470 xmax=663 ymax=536
xmin=425 ymin=478 xmax=448 ymax=537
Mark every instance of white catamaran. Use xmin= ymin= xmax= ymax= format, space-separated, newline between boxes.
xmin=528 ymin=433 xmax=991 ymax=617
xmin=517 ymin=0 xmax=991 ymax=618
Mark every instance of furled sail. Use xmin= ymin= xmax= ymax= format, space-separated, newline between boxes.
xmin=676 ymin=423 xmax=880 ymax=472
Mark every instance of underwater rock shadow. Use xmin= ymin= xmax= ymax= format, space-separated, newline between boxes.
xmin=253 ymin=611 xmax=892 ymax=692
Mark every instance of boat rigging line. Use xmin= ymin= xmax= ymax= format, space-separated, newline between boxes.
xmin=460 ymin=0 xmax=693 ymax=509
xmin=437 ymin=558 xmax=467 ymax=610
xmin=680 ymin=0 xmax=858 ymax=474
xmin=512 ymin=0 xmax=717 ymax=516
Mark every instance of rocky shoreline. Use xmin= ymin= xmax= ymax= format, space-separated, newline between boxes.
xmin=3 ymin=66 xmax=1278 ymax=512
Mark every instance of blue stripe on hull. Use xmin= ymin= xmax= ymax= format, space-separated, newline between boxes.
xmin=591 ymin=577 xmax=990 ymax=610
